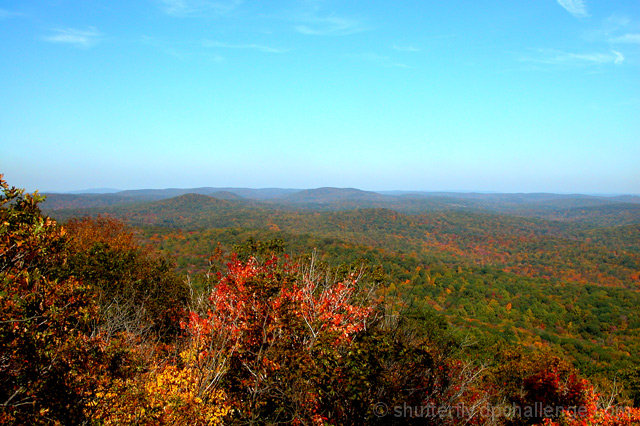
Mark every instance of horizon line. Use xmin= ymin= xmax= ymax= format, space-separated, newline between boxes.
xmin=41 ymin=186 xmax=640 ymax=197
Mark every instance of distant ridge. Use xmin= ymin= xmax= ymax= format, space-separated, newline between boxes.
xmin=283 ymin=187 xmax=391 ymax=204
xmin=41 ymin=193 xmax=141 ymax=210
xmin=115 ymin=187 xmax=299 ymax=200
xmin=41 ymin=187 xmax=640 ymax=226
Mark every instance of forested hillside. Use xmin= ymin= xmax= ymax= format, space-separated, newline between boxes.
xmin=3 ymin=178 xmax=639 ymax=424
xmin=43 ymin=187 xmax=640 ymax=225
xmin=43 ymin=191 xmax=640 ymax=382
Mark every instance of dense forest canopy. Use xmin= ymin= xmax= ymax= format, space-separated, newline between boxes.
xmin=2 ymin=177 xmax=640 ymax=424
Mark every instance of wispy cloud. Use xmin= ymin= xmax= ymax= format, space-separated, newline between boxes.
xmin=43 ymin=27 xmax=102 ymax=48
xmin=393 ymin=45 xmax=420 ymax=53
xmin=556 ymin=0 xmax=588 ymax=18
xmin=568 ymin=51 xmax=624 ymax=65
xmin=603 ymin=15 xmax=631 ymax=31
xmin=295 ymin=16 xmax=366 ymax=36
xmin=610 ymin=33 xmax=640 ymax=44
xmin=520 ymin=49 xmax=624 ymax=66
xmin=582 ymin=15 xmax=631 ymax=43
xmin=202 ymin=40 xmax=288 ymax=53
xmin=159 ymin=0 xmax=242 ymax=17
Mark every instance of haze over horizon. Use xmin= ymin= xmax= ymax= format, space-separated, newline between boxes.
xmin=42 ymin=185 xmax=640 ymax=198
xmin=1 ymin=0 xmax=639 ymax=194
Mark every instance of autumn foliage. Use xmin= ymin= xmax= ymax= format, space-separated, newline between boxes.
xmin=0 ymin=177 xmax=104 ymax=423
xmin=179 ymin=254 xmax=377 ymax=423
xmin=2 ymin=176 xmax=640 ymax=425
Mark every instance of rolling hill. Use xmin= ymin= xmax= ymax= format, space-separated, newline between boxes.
xmin=42 ymin=187 xmax=640 ymax=226
xmin=43 ymin=187 xmax=640 ymax=383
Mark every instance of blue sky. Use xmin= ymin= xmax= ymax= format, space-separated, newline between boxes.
xmin=1 ymin=0 xmax=639 ymax=193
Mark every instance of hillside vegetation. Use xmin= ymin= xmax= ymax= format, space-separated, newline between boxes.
xmin=44 ymin=190 xmax=640 ymax=380
xmin=3 ymin=178 xmax=639 ymax=424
